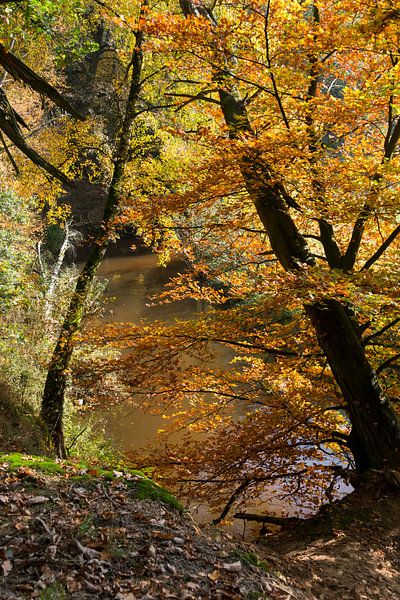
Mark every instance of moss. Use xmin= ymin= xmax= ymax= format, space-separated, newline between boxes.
xmin=0 ymin=452 xmax=64 ymax=474
xmin=40 ymin=582 xmax=67 ymax=600
xmin=0 ymin=452 xmax=183 ymax=511
xmin=236 ymin=550 xmax=270 ymax=573
xmin=128 ymin=477 xmax=183 ymax=511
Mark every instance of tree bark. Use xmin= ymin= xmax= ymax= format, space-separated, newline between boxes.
xmin=40 ymin=9 xmax=146 ymax=457
xmin=240 ymin=159 xmax=315 ymax=270
xmin=306 ymin=299 xmax=400 ymax=470
xmin=179 ymin=0 xmax=400 ymax=473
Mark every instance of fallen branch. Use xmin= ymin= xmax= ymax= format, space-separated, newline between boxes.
xmin=233 ymin=512 xmax=301 ymax=527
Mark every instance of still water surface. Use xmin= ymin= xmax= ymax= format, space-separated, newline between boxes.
xmin=91 ymin=252 xmax=307 ymax=533
xmin=96 ymin=253 xmax=213 ymax=450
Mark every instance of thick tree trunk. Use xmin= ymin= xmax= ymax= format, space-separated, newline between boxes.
xmin=180 ymin=0 xmax=315 ymax=272
xmin=306 ymin=299 xmax=400 ymax=471
xmin=40 ymin=14 xmax=146 ymax=457
xmin=240 ymin=160 xmax=315 ymax=270
xmin=178 ymin=0 xmax=400 ymax=474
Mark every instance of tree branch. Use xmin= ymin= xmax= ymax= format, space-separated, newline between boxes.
xmin=0 ymin=129 xmax=19 ymax=174
xmin=342 ymin=204 xmax=370 ymax=270
xmin=0 ymin=43 xmax=84 ymax=120
xmin=233 ymin=512 xmax=301 ymax=526
xmin=165 ymin=91 xmax=221 ymax=107
xmin=264 ymin=0 xmax=290 ymax=130
xmin=363 ymin=318 xmax=400 ymax=346
xmin=361 ymin=224 xmax=400 ymax=270
xmin=376 ymin=353 xmax=400 ymax=375
xmin=213 ymin=479 xmax=252 ymax=525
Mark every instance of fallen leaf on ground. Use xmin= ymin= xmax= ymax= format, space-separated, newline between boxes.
xmin=1 ymin=559 xmax=13 ymax=576
xmin=221 ymin=561 xmax=242 ymax=572
xmin=208 ymin=569 xmax=221 ymax=581
xmin=27 ymin=496 xmax=50 ymax=505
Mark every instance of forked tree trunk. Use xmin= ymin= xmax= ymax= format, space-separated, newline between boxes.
xmin=240 ymin=159 xmax=315 ymax=270
xmin=40 ymin=13 xmax=146 ymax=457
xmin=179 ymin=0 xmax=400 ymax=474
xmin=306 ymin=299 xmax=400 ymax=471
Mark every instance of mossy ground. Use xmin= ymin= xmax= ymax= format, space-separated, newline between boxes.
xmin=0 ymin=452 xmax=182 ymax=511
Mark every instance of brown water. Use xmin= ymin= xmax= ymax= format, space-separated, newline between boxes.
xmin=98 ymin=253 xmax=203 ymax=324
xmin=92 ymin=252 xmax=291 ymax=533
xmin=92 ymin=252 xmax=347 ymax=534
xmin=95 ymin=253 xmax=232 ymax=451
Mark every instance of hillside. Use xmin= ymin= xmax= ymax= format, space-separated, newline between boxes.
xmin=0 ymin=454 xmax=305 ymax=600
xmin=1 ymin=454 xmax=399 ymax=599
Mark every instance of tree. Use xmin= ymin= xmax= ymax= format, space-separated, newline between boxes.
xmin=40 ymin=1 xmax=148 ymax=457
xmin=166 ymin=0 xmax=400 ymax=470
xmin=79 ymin=0 xmax=400 ymax=512
xmin=0 ymin=0 xmax=93 ymax=183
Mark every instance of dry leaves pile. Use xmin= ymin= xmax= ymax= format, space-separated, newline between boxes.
xmin=0 ymin=464 xmax=305 ymax=599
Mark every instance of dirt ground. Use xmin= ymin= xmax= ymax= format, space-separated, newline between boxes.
xmin=0 ymin=461 xmax=306 ymax=599
xmin=259 ymin=473 xmax=400 ymax=599
xmin=0 ymin=459 xmax=399 ymax=599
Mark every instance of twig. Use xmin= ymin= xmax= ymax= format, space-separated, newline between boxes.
xmin=0 ymin=129 xmax=19 ymax=174
xmin=65 ymin=425 xmax=89 ymax=454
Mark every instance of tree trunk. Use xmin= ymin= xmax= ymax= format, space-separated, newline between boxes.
xmin=240 ymin=159 xmax=315 ymax=270
xmin=40 ymin=11 xmax=146 ymax=457
xmin=40 ymin=244 xmax=108 ymax=458
xmin=306 ymin=299 xmax=400 ymax=471
xmin=178 ymin=0 xmax=400 ymax=473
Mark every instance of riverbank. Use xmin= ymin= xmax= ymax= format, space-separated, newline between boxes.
xmin=261 ymin=471 xmax=400 ymax=599
xmin=0 ymin=454 xmax=399 ymax=599
xmin=0 ymin=453 xmax=304 ymax=599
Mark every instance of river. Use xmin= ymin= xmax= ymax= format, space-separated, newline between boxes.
xmin=88 ymin=250 xmax=343 ymax=536
xmin=94 ymin=252 xmax=227 ymax=451
xmin=89 ymin=252 xmax=282 ymax=533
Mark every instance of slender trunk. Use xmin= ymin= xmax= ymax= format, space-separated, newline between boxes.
xmin=45 ymin=221 xmax=79 ymax=320
xmin=40 ymin=243 xmax=108 ymax=457
xmin=306 ymin=299 xmax=400 ymax=470
xmin=40 ymin=12 xmax=146 ymax=457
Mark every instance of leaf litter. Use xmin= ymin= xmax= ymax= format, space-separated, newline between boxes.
xmin=0 ymin=462 xmax=305 ymax=599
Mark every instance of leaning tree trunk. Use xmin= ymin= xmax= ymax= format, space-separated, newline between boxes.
xmin=179 ymin=0 xmax=400 ymax=473
xmin=40 ymin=14 xmax=146 ymax=457
xmin=306 ymin=299 xmax=400 ymax=471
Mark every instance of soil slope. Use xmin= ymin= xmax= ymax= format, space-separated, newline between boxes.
xmin=260 ymin=473 xmax=400 ymax=600
xmin=1 ymin=455 xmax=399 ymax=599
xmin=0 ymin=454 xmax=304 ymax=599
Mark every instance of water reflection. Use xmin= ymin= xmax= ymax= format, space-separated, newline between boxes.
xmin=88 ymin=252 xmax=342 ymax=536
xmin=98 ymin=254 xmax=204 ymax=324
xmin=95 ymin=253 xmax=233 ymax=452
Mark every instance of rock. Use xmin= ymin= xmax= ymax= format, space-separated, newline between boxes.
xmin=221 ymin=561 xmax=242 ymax=572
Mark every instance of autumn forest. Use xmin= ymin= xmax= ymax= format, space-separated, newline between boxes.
xmin=1 ymin=1 xmax=400 ymax=596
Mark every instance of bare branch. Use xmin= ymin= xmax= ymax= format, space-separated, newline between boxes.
xmin=213 ymin=479 xmax=252 ymax=525
xmin=264 ymin=0 xmax=290 ymax=130
xmin=0 ymin=129 xmax=19 ymax=174
xmin=361 ymin=224 xmax=400 ymax=270
xmin=376 ymin=353 xmax=400 ymax=375
xmin=363 ymin=318 xmax=400 ymax=346
xmin=234 ymin=512 xmax=301 ymax=526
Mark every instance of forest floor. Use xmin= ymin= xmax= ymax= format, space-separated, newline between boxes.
xmin=0 ymin=454 xmax=399 ymax=600
xmin=260 ymin=472 xmax=400 ymax=600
